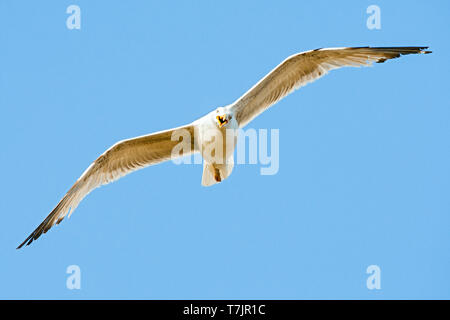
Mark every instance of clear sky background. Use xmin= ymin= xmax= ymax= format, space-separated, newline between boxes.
xmin=1 ymin=1 xmax=448 ymax=299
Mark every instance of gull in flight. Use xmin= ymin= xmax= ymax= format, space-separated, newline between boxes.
xmin=18 ymin=46 xmax=431 ymax=248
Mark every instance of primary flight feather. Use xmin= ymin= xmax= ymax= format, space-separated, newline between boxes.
xmin=18 ymin=46 xmax=431 ymax=248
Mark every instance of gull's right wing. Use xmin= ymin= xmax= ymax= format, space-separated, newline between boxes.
xmin=18 ymin=124 xmax=197 ymax=248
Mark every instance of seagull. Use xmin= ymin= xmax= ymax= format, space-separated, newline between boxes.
xmin=18 ymin=46 xmax=431 ymax=248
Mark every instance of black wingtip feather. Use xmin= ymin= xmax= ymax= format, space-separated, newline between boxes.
xmin=17 ymin=214 xmax=53 ymax=249
xmin=16 ymin=197 xmax=69 ymax=249
xmin=17 ymin=233 xmax=34 ymax=249
xmin=372 ymin=46 xmax=431 ymax=63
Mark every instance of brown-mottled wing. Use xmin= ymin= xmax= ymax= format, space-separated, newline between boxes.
xmin=230 ymin=46 xmax=431 ymax=128
xmin=18 ymin=124 xmax=196 ymax=248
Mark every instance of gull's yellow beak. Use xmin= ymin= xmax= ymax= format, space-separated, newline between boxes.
xmin=216 ymin=115 xmax=228 ymax=128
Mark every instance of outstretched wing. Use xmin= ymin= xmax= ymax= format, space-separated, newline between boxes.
xmin=230 ymin=46 xmax=431 ymax=127
xmin=18 ymin=124 xmax=196 ymax=248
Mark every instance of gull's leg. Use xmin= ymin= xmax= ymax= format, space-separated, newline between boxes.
xmin=214 ymin=168 xmax=221 ymax=182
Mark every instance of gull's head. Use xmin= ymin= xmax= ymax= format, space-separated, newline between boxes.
xmin=214 ymin=107 xmax=233 ymax=128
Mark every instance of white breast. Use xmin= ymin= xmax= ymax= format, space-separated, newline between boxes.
xmin=197 ymin=113 xmax=238 ymax=165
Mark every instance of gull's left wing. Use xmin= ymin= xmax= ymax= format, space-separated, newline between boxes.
xmin=229 ymin=46 xmax=431 ymax=128
xmin=18 ymin=124 xmax=197 ymax=248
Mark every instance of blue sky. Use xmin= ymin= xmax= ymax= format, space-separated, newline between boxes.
xmin=1 ymin=1 xmax=449 ymax=299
